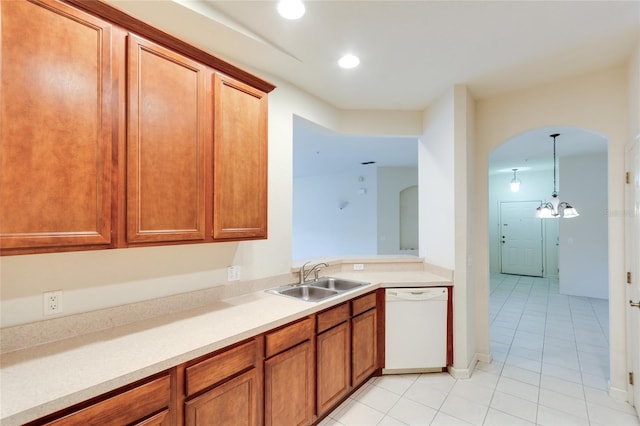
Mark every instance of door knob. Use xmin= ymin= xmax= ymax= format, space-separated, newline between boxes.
xmin=630 ymin=300 xmax=640 ymax=308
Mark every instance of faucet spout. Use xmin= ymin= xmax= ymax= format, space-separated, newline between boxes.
xmin=299 ymin=261 xmax=311 ymax=285
xmin=299 ymin=261 xmax=329 ymax=284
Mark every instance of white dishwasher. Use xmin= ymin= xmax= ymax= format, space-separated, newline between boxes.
xmin=384 ymin=287 xmax=448 ymax=374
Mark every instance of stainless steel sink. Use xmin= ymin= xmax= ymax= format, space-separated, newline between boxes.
xmin=276 ymin=285 xmax=338 ymax=302
xmin=308 ymin=277 xmax=368 ymax=292
xmin=267 ymin=277 xmax=369 ymax=302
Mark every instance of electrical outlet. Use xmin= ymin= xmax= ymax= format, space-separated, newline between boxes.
xmin=227 ymin=265 xmax=240 ymax=281
xmin=43 ymin=291 xmax=63 ymax=316
xmin=353 ymin=263 xmax=364 ymax=271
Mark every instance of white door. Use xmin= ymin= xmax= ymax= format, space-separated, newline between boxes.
xmin=626 ymin=138 xmax=640 ymax=416
xmin=500 ymin=201 xmax=544 ymax=277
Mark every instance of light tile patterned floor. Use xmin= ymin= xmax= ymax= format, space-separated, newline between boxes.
xmin=321 ymin=274 xmax=640 ymax=425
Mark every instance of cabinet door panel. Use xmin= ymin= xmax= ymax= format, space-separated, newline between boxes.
xmin=185 ymin=368 xmax=260 ymax=426
xmin=212 ymin=74 xmax=267 ymax=240
xmin=127 ymin=34 xmax=207 ymax=243
xmin=317 ymin=322 xmax=350 ymax=414
xmin=0 ymin=0 xmax=113 ymax=251
xmin=352 ymin=309 xmax=378 ymax=386
xmin=264 ymin=341 xmax=314 ymax=426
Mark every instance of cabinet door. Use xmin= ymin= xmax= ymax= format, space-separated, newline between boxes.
xmin=317 ymin=322 xmax=350 ymax=415
xmin=212 ymin=74 xmax=267 ymax=240
xmin=352 ymin=308 xmax=378 ymax=386
xmin=185 ymin=368 xmax=260 ymax=426
xmin=264 ymin=341 xmax=314 ymax=426
xmin=0 ymin=0 xmax=114 ymax=252
xmin=127 ymin=34 xmax=208 ymax=243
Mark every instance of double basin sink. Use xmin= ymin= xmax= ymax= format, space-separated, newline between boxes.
xmin=267 ymin=277 xmax=370 ymax=302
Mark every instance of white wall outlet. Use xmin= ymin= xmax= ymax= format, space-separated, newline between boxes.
xmin=227 ymin=265 xmax=240 ymax=281
xmin=353 ymin=263 xmax=364 ymax=271
xmin=43 ymin=291 xmax=63 ymax=316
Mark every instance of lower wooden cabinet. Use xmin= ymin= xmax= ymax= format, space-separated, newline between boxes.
xmin=352 ymin=308 xmax=378 ymax=386
xmin=264 ymin=340 xmax=315 ymax=426
xmin=185 ymin=368 xmax=260 ymax=426
xmin=263 ymin=317 xmax=315 ymax=426
xmin=29 ymin=291 xmax=383 ymax=426
xmin=316 ymin=321 xmax=350 ymax=414
xmin=183 ymin=338 xmax=262 ymax=426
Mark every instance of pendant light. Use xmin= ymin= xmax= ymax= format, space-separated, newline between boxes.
xmin=510 ymin=168 xmax=521 ymax=192
xmin=535 ymin=133 xmax=579 ymax=218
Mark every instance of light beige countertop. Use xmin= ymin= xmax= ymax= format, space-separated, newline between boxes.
xmin=0 ymin=269 xmax=450 ymax=425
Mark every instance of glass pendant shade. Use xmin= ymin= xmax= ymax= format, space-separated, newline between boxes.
xmin=562 ymin=205 xmax=579 ymax=218
xmin=510 ymin=169 xmax=521 ymax=192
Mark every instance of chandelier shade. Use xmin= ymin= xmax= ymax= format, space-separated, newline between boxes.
xmin=535 ymin=133 xmax=579 ymax=219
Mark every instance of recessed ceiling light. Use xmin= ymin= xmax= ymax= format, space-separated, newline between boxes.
xmin=338 ymin=54 xmax=360 ymax=69
xmin=277 ymin=0 xmax=305 ymax=20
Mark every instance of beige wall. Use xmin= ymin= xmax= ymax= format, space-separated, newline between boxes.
xmin=474 ymin=64 xmax=629 ymax=395
xmin=0 ymin=73 xmax=425 ymax=327
xmin=0 ymin=77 xmax=336 ymax=327
xmin=418 ymin=85 xmax=477 ymax=376
xmin=630 ymin=41 xmax=640 ymax=140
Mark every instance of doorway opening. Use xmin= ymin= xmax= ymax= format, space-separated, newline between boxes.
xmin=488 ymin=126 xmax=609 ymax=386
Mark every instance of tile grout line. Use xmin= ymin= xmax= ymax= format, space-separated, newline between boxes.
xmin=536 ymin=275 xmax=552 ymax=426
xmin=482 ymin=274 xmax=534 ymax=425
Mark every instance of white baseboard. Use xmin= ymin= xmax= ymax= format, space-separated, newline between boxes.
xmin=448 ymin=353 xmax=480 ymax=379
xmin=477 ymin=352 xmax=492 ymax=364
xmin=609 ymin=385 xmax=630 ymax=403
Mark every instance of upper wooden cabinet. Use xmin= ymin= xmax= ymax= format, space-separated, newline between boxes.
xmin=0 ymin=0 xmax=114 ymax=253
xmin=127 ymin=34 xmax=208 ymax=244
xmin=0 ymin=0 xmax=274 ymax=255
xmin=213 ymin=74 xmax=268 ymax=241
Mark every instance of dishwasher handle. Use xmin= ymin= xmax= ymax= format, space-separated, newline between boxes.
xmin=386 ymin=288 xmax=448 ymax=301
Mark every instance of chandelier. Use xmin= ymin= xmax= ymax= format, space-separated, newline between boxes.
xmin=535 ymin=133 xmax=579 ymax=219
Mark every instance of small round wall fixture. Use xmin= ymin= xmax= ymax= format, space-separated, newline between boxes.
xmin=277 ymin=0 xmax=305 ymax=20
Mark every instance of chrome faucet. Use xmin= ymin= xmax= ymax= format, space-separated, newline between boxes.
xmin=299 ymin=261 xmax=329 ymax=284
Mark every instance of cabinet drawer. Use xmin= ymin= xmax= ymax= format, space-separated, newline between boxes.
xmin=42 ymin=374 xmax=171 ymax=425
xmin=352 ymin=292 xmax=376 ymax=316
xmin=265 ymin=317 xmax=314 ymax=358
xmin=185 ymin=339 xmax=258 ymax=397
xmin=317 ymin=302 xmax=349 ymax=333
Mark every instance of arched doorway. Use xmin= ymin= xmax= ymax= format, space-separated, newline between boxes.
xmin=486 ymin=126 xmax=610 ymax=380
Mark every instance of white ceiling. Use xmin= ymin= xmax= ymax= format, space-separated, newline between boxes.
xmin=107 ymin=0 xmax=637 ymax=174
xmin=293 ymin=116 xmax=418 ymax=177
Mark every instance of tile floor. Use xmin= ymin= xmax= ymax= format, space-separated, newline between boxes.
xmin=320 ymin=274 xmax=640 ymax=425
